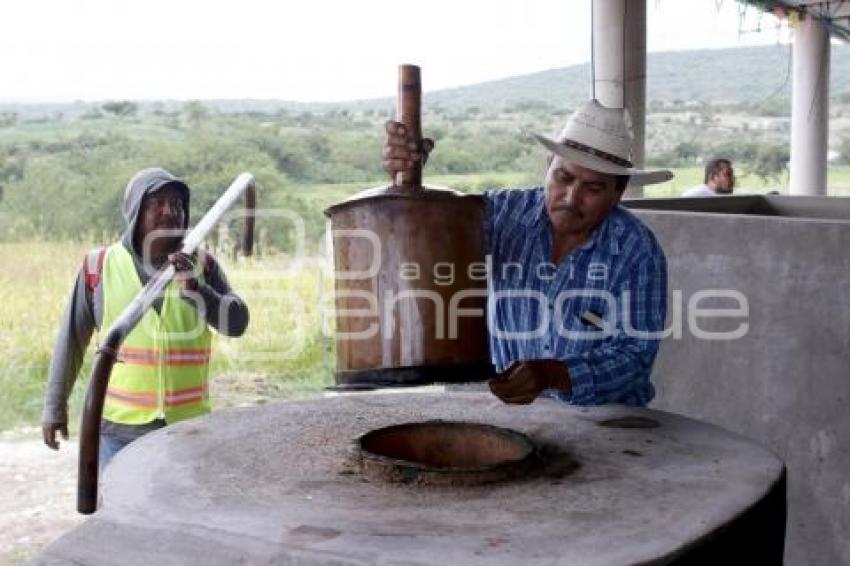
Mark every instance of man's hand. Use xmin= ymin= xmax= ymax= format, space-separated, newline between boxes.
xmin=168 ymin=252 xmax=199 ymax=291
xmin=382 ymin=121 xmax=435 ymax=182
xmin=42 ymin=421 xmax=69 ymax=450
xmin=488 ymin=360 xmax=571 ymax=404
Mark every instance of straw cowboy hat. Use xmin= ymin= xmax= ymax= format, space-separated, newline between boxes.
xmin=532 ymin=99 xmax=673 ymax=186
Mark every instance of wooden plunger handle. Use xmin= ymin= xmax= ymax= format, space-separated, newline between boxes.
xmin=397 ymin=64 xmax=422 ymax=188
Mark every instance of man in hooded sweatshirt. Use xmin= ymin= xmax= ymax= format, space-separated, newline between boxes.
xmin=41 ymin=168 xmax=250 ymax=469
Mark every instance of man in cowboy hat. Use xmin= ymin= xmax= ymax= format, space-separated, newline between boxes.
xmin=383 ymin=99 xmax=671 ymax=406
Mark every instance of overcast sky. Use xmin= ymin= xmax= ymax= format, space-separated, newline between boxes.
xmin=0 ymin=0 xmax=787 ymax=103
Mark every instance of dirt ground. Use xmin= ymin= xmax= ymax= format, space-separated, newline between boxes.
xmin=0 ymin=427 xmax=84 ymax=565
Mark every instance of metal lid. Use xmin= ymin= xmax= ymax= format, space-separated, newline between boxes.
xmin=323 ymin=184 xmax=484 ymax=217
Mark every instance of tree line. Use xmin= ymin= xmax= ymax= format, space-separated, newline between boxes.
xmin=1 ymin=96 xmax=846 ymax=248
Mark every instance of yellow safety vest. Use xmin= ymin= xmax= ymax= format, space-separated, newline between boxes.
xmin=100 ymin=243 xmax=213 ymax=425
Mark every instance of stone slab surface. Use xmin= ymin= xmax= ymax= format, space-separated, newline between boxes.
xmin=37 ymin=392 xmax=784 ymax=565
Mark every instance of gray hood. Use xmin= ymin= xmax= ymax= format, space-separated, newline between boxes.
xmin=121 ymin=167 xmax=190 ymax=254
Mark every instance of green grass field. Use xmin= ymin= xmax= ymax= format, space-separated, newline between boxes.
xmin=0 ymin=242 xmax=334 ymax=432
xmin=0 ymin=242 xmax=91 ymax=431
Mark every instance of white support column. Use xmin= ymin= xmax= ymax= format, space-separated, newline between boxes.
xmin=790 ymin=16 xmax=830 ymax=196
xmin=592 ymin=0 xmax=647 ymax=197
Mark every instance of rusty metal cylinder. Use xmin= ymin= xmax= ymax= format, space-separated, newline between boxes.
xmin=324 ymin=65 xmax=493 ymax=388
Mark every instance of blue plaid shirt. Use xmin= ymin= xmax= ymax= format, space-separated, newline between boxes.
xmin=484 ymin=187 xmax=667 ymax=406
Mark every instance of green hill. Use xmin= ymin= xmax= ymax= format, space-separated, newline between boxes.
xmin=1 ymin=45 xmax=849 ymax=245
xmin=2 ymin=45 xmax=848 ymax=119
xmin=424 ymin=44 xmax=849 ymax=112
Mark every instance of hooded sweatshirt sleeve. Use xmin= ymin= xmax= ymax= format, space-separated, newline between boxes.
xmin=42 ymin=267 xmax=97 ymax=424
xmin=188 ymin=254 xmax=250 ymax=337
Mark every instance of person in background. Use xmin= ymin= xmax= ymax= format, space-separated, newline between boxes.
xmin=41 ymin=168 xmax=250 ymax=470
xmin=683 ymin=158 xmax=734 ymax=197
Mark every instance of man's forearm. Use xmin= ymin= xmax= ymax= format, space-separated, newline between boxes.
xmin=43 ymin=272 xmax=95 ymax=423
xmin=193 ymin=282 xmax=249 ymax=337
xmin=43 ymin=340 xmax=86 ymax=423
xmin=562 ymin=343 xmax=655 ymax=406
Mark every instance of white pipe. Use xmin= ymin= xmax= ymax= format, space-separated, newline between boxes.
xmin=182 ymin=172 xmax=255 ymax=251
xmin=592 ymin=0 xmax=626 ymax=108
xmin=592 ymin=0 xmax=647 ymax=197
xmin=790 ymin=17 xmax=829 ymax=196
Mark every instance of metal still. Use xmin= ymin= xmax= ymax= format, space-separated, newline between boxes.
xmin=324 ymin=65 xmax=493 ymax=388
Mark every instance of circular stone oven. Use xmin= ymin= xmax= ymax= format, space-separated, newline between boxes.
xmin=40 ymin=392 xmax=786 ymax=566
xmin=358 ymin=420 xmax=536 ymax=485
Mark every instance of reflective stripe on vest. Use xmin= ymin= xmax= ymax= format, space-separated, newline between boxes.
xmin=117 ymin=346 xmax=211 ymax=366
xmin=100 ymin=243 xmax=213 ymax=425
xmin=105 ymin=383 xmax=209 ymax=408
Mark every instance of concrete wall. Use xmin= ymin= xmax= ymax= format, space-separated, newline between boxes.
xmin=630 ymin=199 xmax=850 ymax=566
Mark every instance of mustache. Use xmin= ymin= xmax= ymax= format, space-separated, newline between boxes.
xmin=551 ymin=205 xmax=583 ymax=217
xmin=147 ymin=225 xmax=184 ymax=239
